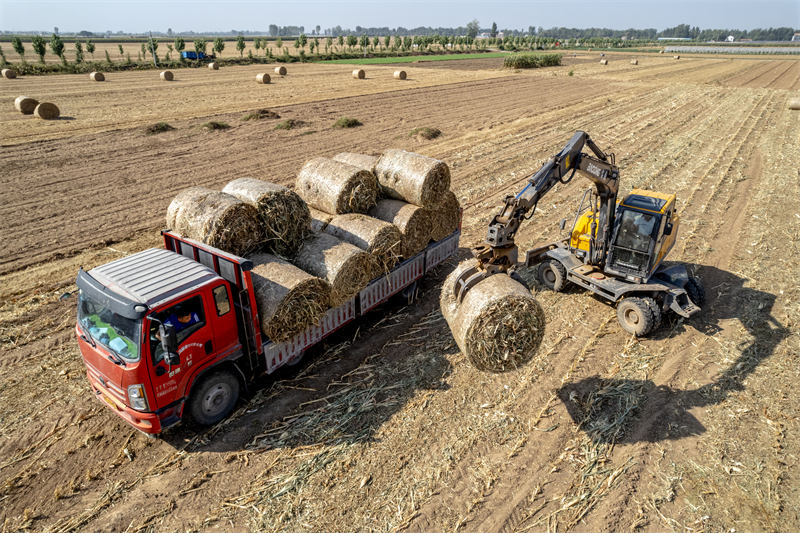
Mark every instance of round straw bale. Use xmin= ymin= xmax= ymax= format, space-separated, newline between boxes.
xmin=630 ymin=59 xmax=638 ymax=65
xmin=374 ymin=149 xmax=451 ymax=208
xmin=89 ymin=71 xmax=105 ymax=81
xmin=166 ymin=187 xmax=263 ymax=256
xmin=394 ymin=70 xmax=407 ymax=80
xmin=673 ymin=55 xmax=680 ymax=60
xmin=208 ymin=62 xmax=219 ymax=70
xmin=256 ymin=73 xmax=271 ymax=84
xmin=34 ymin=102 xmax=60 ymax=120
xmin=369 ymin=199 xmax=432 ymax=257
xmin=309 ymin=208 xmax=333 ymax=233
xmin=222 ymin=178 xmax=310 ymax=257
xmin=429 ymin=191 xmax=461 ymax=241
xmin=352 ymin=69 xmax=366 ymax=79
xmin=160 ymin=70 xmax=174 ymax=81
xmin=294 ymin=233 xmax=377 ymax=306
xmin=599 ymin=59 xmax=608 ymax=65
xmin=324 ymin=213 xmax=403 ymax=270
xmin=787 ymin=98 xmax=800 ymax=110
xmin=296 ymin=157 xmax=378 ymax=215
xmin=332 ymin=152 xmax=378 ymax=174
xmin=250 ymin=253 xmax=332 ymax=341
xmin=441 ymin=260 xmax=545 ymax=372
xmin=274 ymin=66 xmax=287 ymax=75
xmin=2 ymin=68 xmax=17 ymax=79
xmin=14 ymin=95 xmax=38 ymax=114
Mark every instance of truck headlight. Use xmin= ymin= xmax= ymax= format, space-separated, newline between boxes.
xmin=127 ymin=384 xmax=149 ymax=412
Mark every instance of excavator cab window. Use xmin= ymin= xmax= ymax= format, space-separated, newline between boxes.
xmin=607 ymin=208 xmax=661 ymax=278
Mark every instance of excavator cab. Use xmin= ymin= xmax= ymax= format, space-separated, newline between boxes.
xmin=605 ymin=189 xmax=678 ymax=282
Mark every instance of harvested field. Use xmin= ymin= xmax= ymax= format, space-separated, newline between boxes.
xmin=1 ymin=54 xmax=799 ymax=533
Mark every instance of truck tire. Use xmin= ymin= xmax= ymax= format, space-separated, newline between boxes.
xmin=188 ymin=370 xmax=240 ymax=426
xmin=616 ymin=297 xmax=655 ymax=336
xmin=537 ymin=259 xmax=567 ymax=292
xmin=685 ymin=276 xmax=705 ymax=307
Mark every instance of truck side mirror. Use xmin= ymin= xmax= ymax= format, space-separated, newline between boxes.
xmin=559 ymin=218 xmax=567 ymax=231
xmin=159 ymin=323 xmax=180 ymax=366
xmin=664 ymin=223 xmax=673 ymax=236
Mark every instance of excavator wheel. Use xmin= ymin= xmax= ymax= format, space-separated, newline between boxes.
xmin=616 ymin=296 xmax=656 ymax=336
xmin=537 ymin=259 xmax=567 ymax=292
xmin=642 ymin=296 xmax=662 ymax=331
xmin=685 ymin=276 xmax=705 ymax=307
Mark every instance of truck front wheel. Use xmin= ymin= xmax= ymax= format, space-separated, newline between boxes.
xmin=188 ymin=370 xmax=240 ymax=426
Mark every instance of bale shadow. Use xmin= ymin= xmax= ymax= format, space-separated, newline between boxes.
xmin=557 ymin=265 xmax=789 ymax=444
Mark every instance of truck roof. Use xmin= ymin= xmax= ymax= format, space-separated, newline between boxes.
xmin=87 ymin=248 xmax=221 ymax=309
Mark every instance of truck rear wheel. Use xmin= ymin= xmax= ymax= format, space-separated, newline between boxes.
xmin=188 ymin=370 xmax=240 ymax=426
xmin=537 ymin=259 xmax=567 ymax=292
xmin=616 ymin=297 xmax=655 ymax=336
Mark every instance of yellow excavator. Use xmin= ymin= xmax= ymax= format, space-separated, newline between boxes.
xmin=454 ymin=131 xmax=703 ymax=336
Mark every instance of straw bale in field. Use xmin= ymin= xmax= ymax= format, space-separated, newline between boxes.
xmin=600 ymin=59 xmax=608 ymax=65
xmin=630 ymin=59 xmax=638 ymax=65
xmin=429 ymin=191 xmax=460 ymax=241
xmin=89 ymin=71 xmax=105 ymax=81
xmin=374 ymin=149 xmax=451 ymax=207
xmin=369 ymin=199 xmax=432 ymax=257
xmin=250 ymin=253 xmax=331 ymax=341
xmin=14 ymin=96 xmax=38 ymax=114
xmin=208 ymin=62 xmax=219 ymax=70
xmin=222 ymin=178 xmax=310 ymax=257
xmin=256 ymin=73 xmax=271 ymax=84
xmin=441 ymin=260 xmax=545 ymax=372
xmin=309 ymin=208 xmax=333 ymax=232
xmin=353 ymin=69 xmax=366 ymax=79
xmin=166 ymin=187 xmax=263 ymax=257
xmin=1 ymin=68 xmax=17 ymax=79
xmin=332 ymin=153 xmax=378 ymax=174
xmin=673 ymin=55 xmax=680 ymax=59
xmin=160 ymin=70 xmax=174 ymax=81
xmin=788 ymin=98 xmax=800 ymax=110
xmin=294 ymin=233 xmax=377 ymax=306
xmin=296 ymin=157 xmax=378 ymax=215
xmin=394 ymin=70 xmax=407 ymax=80
xmin=34 ymin=102 xmax=60 ymax=120
xmin=274 ymin=66 xmax=287 ymax=75
xmin=324 ymin=213 xmax=403 ymax=270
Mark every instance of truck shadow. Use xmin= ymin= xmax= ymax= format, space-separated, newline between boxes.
xmin=556 ymin=264 xmax=788 ymax=444
xmin=161 ymin=259 xmax=458 ymax=453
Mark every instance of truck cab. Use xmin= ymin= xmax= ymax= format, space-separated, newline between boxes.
xmin=75 ymin=247 xmax=250 ymax=433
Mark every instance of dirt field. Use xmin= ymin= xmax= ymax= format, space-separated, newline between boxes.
xmin=1 ymin=53 xmax=798 ymax=532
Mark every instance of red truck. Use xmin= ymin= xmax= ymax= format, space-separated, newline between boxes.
xmin=75 ymin=227 xmax=460 ymax=435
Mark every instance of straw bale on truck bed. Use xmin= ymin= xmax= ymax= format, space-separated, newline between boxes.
xmin=374 ymin=149 xmax=451 ymax=207
xmin=369 ymin=199 xmax=432 ymax=257
xmin=323 ymin=213 xmax=403 ymax=270
xmin=222 ymin=178 xmax=310 ymax=257
xmin=166 ymin=187 xmax=263 ymax=257
xmin=332 ymin=152 xmax=378 ymax=174
xmin=296 ymin=157 xmax=378 ymax=215
xmin=250 ymin=253 xmax=331 ymax=342
xmin=440 ymin=260 xmax=545 ymax=372
xmin=293 ymin=232 xmax=377 ymax=307
xmin=429 ymin=191 xmax=460 ymax=241
xmin=309 ymin=208 xmax=333 ymax=232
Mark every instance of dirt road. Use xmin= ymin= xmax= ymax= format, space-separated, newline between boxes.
xmin=1 ymin=54 xmax=798 ymax=532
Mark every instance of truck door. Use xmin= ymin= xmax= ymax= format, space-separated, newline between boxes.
xmin=147 ymin=294 xmax=214 ymax=410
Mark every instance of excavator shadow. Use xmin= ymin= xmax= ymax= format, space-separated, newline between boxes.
xmin=556 ymin=265 xmax=788 ymax=444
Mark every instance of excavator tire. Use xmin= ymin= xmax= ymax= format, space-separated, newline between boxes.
xmin=616 ymin=296 xmax=655 ymax=336
xmin=537 ymin=259 xmax=567 ymax=292
xmin=642 ymin=296 xmax=662 ymax=331
xmin=685 ymin=276 xmax=705 ymax=307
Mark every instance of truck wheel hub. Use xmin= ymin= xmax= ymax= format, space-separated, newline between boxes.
xmin=203 ymin=384 xmax=231 ymax=414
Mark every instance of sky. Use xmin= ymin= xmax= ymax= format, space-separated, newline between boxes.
xmin=1 ymin=0 xmax=798 ymax=33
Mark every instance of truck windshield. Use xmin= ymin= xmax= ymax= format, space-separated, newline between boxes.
xmin=77 ymin=291 xmax=141 ymax=361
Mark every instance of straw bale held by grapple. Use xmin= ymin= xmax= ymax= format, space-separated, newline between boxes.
xmin=14 ymin=96 xmax=38 ymax=114
xmin=374 ymin=149 xmax=451 ymax=208
xmin=324 ymin=213 xmax=403 ymax=270
xmin=429 ymin=191 xmax=461 ymax=241
xmin=296 ymin=157 xmax=378 ymax=215
xmin=222 ymin=178 xmax=309 ymax=257
xmin=293 ymin=233 xmax=377 ymax=307
xmin=250 ymin=253 xmax=331 ymax=342
xmin=332 ymin=153 xmax=378 ymax=174
xmin=166 ymin=187 xmax=263 ymax=257
xmin=369 ymin=199 xmax=432 ymax=257
xmin=441 ymin=260 xmax=545 ymax=373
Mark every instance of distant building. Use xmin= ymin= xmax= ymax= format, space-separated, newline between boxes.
xmin=726 ymin=35 xmax=735 ymax=42
xmin=792 ymin=33 xmax=800 ymax=42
